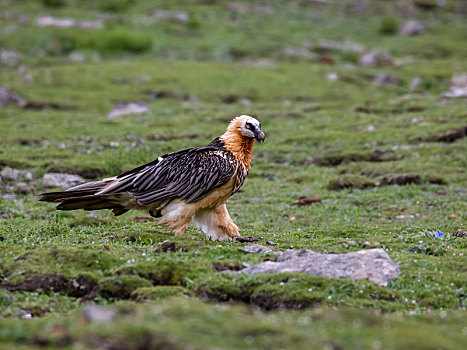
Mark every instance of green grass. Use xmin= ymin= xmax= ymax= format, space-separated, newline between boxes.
xmin=0 ymin=0 xmax=466 ymax=348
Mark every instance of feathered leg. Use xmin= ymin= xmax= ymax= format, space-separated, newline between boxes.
xmin=157 ymin=200 xmax=196 ymax=236
xmin=194 ymin=204 xmax=239 ymax=241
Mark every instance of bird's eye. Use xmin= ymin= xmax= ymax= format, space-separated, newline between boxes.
xmin=245 ymin=124 xmax=250 ymax=129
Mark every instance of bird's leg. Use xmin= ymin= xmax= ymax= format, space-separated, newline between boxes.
xmin=173 ymin=223 xmax=189 ymax=236
xmin=157 ymin=200 xmax=195 ymax=237
xmin=194 ymin=204 xmax=239 ymax=241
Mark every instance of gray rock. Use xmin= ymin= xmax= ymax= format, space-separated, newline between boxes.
xmin=36 ymin=15 xmax=75 ymax=28
xmin=317 ymin=39 xmax=366 ymax=54
xmin=0 ymin=49 xmax=21 ymax=67
xmin=359 ymin=50 xmax=392 ymax=67
xmin=83 ymin=305 xmax=115 ymax=323
xmin=7 ymin=181 xmax=36 ymax=194
xmin=35 ymin=15 xmax=102 ymax=29
xmin=326 ymin=72 xmax=339 ymax=81
xmin=2 ymin=193 xmax=17 ymax=200
xmin=0 ymin=87 xmax=27 ymax=108
xmin=240 ymin=58 xmax=277 ymax=67
xmin=152 ymin=10 xmax=189 ymax=23
xmin=42 ymin=173 xmax=85 ymax=189
xmin=0 ymin=168 xmax=33 ymax=181
xmin=78 ymin=20 xmax=103 ymax=30
xmin=69 ymin=52 xmax=86 ymax=63
xmin=443 ymin=73 xmax=467 ymax=98
xmin=107 ymin=101 xmax=148 ymax=119
xmin=242 ymin=244 xmax=279 ymax=254
xmin=239 ymin=98 xmax=252 ymax=106
xmin=233 ymin=248 xmax=400 ymax=286
xmin=373 ymin=73 xmax=401 ymax=86
xmin=398 ymin=20 xmax=425 ymax=36
xmin=283 ymin=46 xmax=314 ymax=60
xmin=410 ymin=77 xmax=423 ymax=91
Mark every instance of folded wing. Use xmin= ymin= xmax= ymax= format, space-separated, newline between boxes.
xmin=97 ymin=147 xmax=238 ymax=205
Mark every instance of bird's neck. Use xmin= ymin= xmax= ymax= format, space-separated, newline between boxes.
xmin=220 ymin=131 xmax=254 ymax=170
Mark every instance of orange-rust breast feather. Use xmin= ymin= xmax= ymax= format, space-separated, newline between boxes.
xmin=219 ymin=117 xmax=255 ymax=171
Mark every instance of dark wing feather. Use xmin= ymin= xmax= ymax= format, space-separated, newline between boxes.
xmin=100 ymin=147 xmax=238 ymax=205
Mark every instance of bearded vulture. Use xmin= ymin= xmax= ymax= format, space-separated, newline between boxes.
xmin=40 ymin=115 xmax=265 ymax=241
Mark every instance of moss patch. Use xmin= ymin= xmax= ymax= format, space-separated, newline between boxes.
xmin=98 ymin=275 xmax=152 ymax=299
xmin=327 ymin=175 xmax=376 ymax=191
xmin=131 ymin=286 xmax=192 ymax=301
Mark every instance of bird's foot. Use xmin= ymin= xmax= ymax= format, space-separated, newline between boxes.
xmin=233 ymin=236 xmax=263 ymax=243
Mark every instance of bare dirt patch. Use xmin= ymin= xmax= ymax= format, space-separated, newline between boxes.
xmin=380 ymin=174 xmax=421 ymax=186
xmin=23 ymin=101 xmax=78 ymax=110
xmin=313 ymin=150 xmax=400 ymax=166
xmin=1 ymin=272 xmax=67 ymax=292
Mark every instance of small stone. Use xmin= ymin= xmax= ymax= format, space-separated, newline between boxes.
xmin=69 ymin=52 xmax=86 ymax=63
xmin=326 ymin=72 xmax=339 ymax=81
xmin=240 ymin=58 xmax=277 ymax=67
xmin=359 ymin=50 xmax=392 ymax=67
xmin=316 ymin=39 xmax=365 ymax=54
xmin=42 ymin=173 xmax=85 ymax=189
xmin=398 ymin=20 xmax=425 ymax=36
xmin=0 ymin=87 xmax=27 ymax=108
xmin=21 ymin=74 xmax=34 ymax=85
xmin=36 ymin=15 xmax=75 ymax=28
xmin=452 ymin=229 xmax=466 ymax=238
xmin=107 ymin=101 xmax=148 ymax=119
xmin=242 ymin=244 xmax=279 ymax=254
xmin=78 ymin=20 xmax=103 ymax=30
xmin=83 ymin=305 xmax=115 ymax=323
xmin=7 ymin=181 xmax=35 ymax=194
xmin=443 ymin=74 xmax=467 ymax=98
xmin=2 ymin=193 xmax=17 ymax=200
xmin=239 ymin=98 xmax=252 ymax=106
xmin=283 ymin=46 xmax=314 ymax=60
xmin=410 ymin=77 xmax=422 ymax=91
xmin=0 ymin=49 xmax=21 ymax=67
xmin=152 ymin=10 xmax=189 ymax=23
xmin=373 ymin=73 xmax=400 ymax=86
xmin=0 ymin=168 xmax=33 ymax=181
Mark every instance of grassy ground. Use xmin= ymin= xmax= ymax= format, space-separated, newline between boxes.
xmin=0 ymin=0 xmax=466 ymax=349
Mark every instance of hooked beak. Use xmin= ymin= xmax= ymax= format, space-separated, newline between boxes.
xmin=255 ymin=130 xmax=266 ymax=143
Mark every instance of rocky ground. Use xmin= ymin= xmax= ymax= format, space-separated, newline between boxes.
xmin=0 ymin=0 xmax=466 ymax=349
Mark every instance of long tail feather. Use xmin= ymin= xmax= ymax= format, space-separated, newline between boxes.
xmin=39 ymin=178 xmax=130 ymax=216
xmin=56 ymin=197 xmax=120 ymax=211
